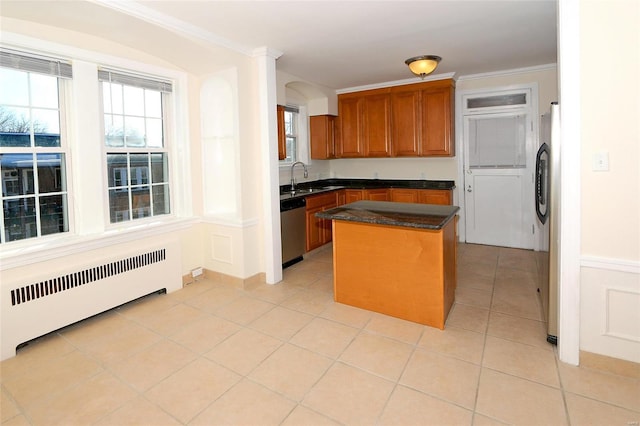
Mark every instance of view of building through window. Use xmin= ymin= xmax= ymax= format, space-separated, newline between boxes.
xmin=0 ymin=62 xmax=69 ymax=244
xmin=101 ymin=73 xmax=171 ymax=223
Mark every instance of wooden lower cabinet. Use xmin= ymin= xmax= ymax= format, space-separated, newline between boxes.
xmin=345 ymin=189 xmax=365 ymax=203
xmin=390 ymin=188 xmax=419 ymax=203
xmin=390 ymin=188 xmax=452 ymax=205
xmin=306 ymin=187 xmax=451 ymax=251
xmin=344 ymin=188 xmax=390 ymax=202
xmin=305 ymin=192 xmax=337 ymax=252
xmin=418 ymin=189 xmax=452 ymax=205
xmin=365 ymin=188 xmax=390 ymax=201
xmin=332 ymin=216 xmax=457 ymax=329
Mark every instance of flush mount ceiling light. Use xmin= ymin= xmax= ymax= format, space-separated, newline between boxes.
xmin=405 ymin=55 xmax=442 ymax=79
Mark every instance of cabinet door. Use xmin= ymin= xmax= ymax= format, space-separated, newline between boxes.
xmin=310 ymin=115 xmax=336 ymax=159
xmin=418 ymin=189 xmax=452 ymax=205
xmin=345 ymin=189 xmax=365 ymax=203
xmin=390 ymin=188 xmax=419 ymax=203
xmin=365 ymin=188 xmax=390 ymax=201
xmin=338 ymin=97 xmax=364 ymax=157
xmin=277 ymin=105 xmax=286 ymax=160
xmin=305 ymin=206 xmax=324 ymax=252
xmin=363 ymin=93 xmax=392 ymax=157
xmin=391 ymin=89 xmax=422 ymax=156
xmin=320 ymin=203 xmax=336 ymax=244
xmin=306 ymin=193 xmax=337 ymax=251
xmin=421 ymin=87 xmax=454 ymax=156
xmin=336 ymin=190 xmax=346 ymax=206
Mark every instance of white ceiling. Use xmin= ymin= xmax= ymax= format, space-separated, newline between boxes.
xmin=0 ymin=0 xmax=558 ymax=90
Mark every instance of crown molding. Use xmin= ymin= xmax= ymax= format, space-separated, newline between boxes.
xmin=457 ymin=63 xmax=558 ymax=81
xmin=336 ymin=72 xmax=457 ymax=94
xmin=252 ymin=46 xmax=284 ymax=60
xmin=89 ymin=0 xmax=254 ymax=56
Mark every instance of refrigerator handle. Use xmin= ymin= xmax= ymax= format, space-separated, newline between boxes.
xmin=535 ymin=143 xmax=550 ymax=224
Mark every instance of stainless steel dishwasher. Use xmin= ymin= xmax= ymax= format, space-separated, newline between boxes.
xmin=280 ymin=197 xmax=306 ymax=268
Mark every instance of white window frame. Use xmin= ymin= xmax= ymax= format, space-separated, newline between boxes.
xmin=99 ymin=68 xmax=173 ymax=226
xmin=278 ymin=104 xmax=309 ymax=167
xmin=0 ymin=49 xmax=73 ymax=244
xmin=0 ymin=33 xmax=192 ymax=269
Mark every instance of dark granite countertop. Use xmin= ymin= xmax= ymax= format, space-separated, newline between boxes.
xmin=316 ymin=200 xmax=460 ymax=230
xmin=280 ymin=178 xmax=455 ymax=201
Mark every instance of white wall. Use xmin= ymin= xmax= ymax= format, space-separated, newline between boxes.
xmin=578 ymin=0 xmax=640 ymax=363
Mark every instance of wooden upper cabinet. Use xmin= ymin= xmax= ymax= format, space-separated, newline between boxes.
xmin=391 ymin=89 xmax=422 ymax=156
xmin=337 ymin=89 xmax=392 ymax=158
xmin=362 ymin=92 xmax=392 ymax=157
xmin=277 ymin=105 xmax=286 ymax=160
xmin=337 ymin=96 xmax=364 ymax=157
xmin=310 ymin=115 xmax=337 ymax=159
xmin=335 ymin=79 xmax=455 ymax=158
xmin=421 ymin=83 xmax=455 ymax=156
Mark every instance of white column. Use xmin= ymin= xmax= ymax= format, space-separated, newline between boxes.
xmin=557 ymin=0 xmax=581 ymax=365
xmin=254 ymin=47 xmax=283 ymax=284
xmin=69 ymin=61 xmax=106 ymax=234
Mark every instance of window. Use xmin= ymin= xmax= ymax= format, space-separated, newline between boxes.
xmin=100 ymin=70 xmax=172 ymax=223
xmin=280 ymin=106 xmax=299 ymax=164
xmin=0 ymin=49 xmax=71 ymax=244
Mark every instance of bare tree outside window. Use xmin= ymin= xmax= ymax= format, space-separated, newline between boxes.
xmin=0 ymin=106 xmax=48 ymax=133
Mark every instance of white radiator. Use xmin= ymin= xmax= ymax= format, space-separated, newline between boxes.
xmin=1 ymin=241 xmax=182 ymax=360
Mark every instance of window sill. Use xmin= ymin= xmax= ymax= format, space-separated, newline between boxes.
xmin=0 ymin=217 xmax=197 ymax=271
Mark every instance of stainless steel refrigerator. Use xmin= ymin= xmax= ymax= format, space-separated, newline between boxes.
xmin=536 ymin=102 xmax=559 ymax=344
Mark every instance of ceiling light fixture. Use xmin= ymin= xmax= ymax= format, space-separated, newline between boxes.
xmin=405 ymin=55 xmax=442 ymax=79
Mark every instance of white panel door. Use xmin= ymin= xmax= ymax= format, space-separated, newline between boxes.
xmin=464 ymin=112 xmax=533 ymax=249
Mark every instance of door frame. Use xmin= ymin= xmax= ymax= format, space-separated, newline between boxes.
xmin=455 ymin=82 xmax=540 ymax=249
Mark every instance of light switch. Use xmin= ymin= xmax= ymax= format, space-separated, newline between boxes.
xmin=592 ymin=151 xmax=609 ymax=171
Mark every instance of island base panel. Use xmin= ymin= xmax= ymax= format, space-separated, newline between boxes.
xmin=332 ymin=220 xmax=456 ymax=329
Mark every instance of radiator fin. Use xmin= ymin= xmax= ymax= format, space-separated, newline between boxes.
xmin=9 ymin=249 xmax=166 ymax=306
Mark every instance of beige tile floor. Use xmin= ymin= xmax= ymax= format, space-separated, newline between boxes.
xmin=2 ymin=243 xmax=639 ymax=425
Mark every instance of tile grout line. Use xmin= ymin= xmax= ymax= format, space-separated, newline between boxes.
xmin=470 ymin=247 xmax=499 ymax=424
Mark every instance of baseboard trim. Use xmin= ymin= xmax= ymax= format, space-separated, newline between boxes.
xmin=182 ymin=269 xmax=266 ymax=290
xmin=580 ymin=350 xmax=640 ymax=379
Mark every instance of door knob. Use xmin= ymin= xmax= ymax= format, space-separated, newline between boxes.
xmin=467 ymin=185 xmax=472 ymax=192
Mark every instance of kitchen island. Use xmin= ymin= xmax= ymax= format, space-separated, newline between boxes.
xmin=316 ymin=201 xmax=459 ymax=329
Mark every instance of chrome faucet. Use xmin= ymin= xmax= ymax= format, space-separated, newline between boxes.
xmin=290 ymin=161 xmax=308 ymax=191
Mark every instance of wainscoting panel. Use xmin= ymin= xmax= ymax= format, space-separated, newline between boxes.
xmin=580 ymin=257 xmax=640 ymax=363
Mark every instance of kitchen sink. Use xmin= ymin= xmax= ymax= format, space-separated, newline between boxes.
xmin=280 ymin=185 xmax=344 ymax=199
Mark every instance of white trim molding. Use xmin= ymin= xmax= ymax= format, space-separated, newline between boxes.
xmin=581 ymin=256 xmax=640 ymax=274
xmin=0 ymin=218 xmax=197 ymax=271
xmin=336 ymin=72 xmax=457 ymax=94
xmin=92 ymin=0 xmax=254 ymax=56
xmin=457 ymin=63 xmax=558 ymax=82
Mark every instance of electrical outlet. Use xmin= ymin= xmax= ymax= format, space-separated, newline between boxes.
xmin=191 ymin=267 xmax=203 ymax=278
xmin=373 ymin=171 xmax=379 ymax=179
xmin=420 ymin=172 xmax=426 ymax=179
